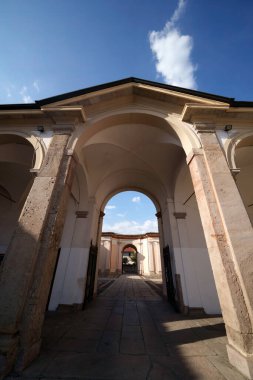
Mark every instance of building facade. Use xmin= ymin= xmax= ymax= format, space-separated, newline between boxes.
xmin=98 ymin=232 xmax=161 ymax=277
xmin=0 ymin=78 xmax=253 ymax=378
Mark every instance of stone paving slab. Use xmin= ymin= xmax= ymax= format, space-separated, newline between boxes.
xmin=6 ymin=274 xmax=247 ymax=380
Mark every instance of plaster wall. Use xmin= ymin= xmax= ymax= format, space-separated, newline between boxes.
xmin=174 ymin=163 xmax=221 ymax=314
xmin=48 ymin=173 xmax=100 ymax=310
xmin=99 ymin=234 xmax=162 ymax=277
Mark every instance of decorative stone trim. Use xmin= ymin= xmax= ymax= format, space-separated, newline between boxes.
xmin=76 ymin=211 xmax=88 ymax=218
xmin=29 ymin=168 xmax=40 ymax=175
xmin=194 ymin=123 xmax=216 ymax=133
xmin=230 ymin=168 xmax=240 ymax=177
xmin=173 ymin=212 xmax=187 ymax=219
xmin=52 ymin=126 xmax=74 ymax=135
xmin=186 ymin=148 xmax=203 ymax=165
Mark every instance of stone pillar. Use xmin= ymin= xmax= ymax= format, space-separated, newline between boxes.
xmin=137 ymin=239 xmax=143 ymax=275
xmin=111 ymin=240 xmax=118 ymax=274
xmin=104 ymin=239 xmax=111 ymax=274
xmin=117 ymin=241 xmax=122 ymax=274
xmin=156 ymin=211 xmax=167 ymax=296
xmin=149 ymin=241 xmax=156 ymax=275
xmin=187 ymin=126 xmax=253 ymax=379
xmin=0 ymin=131 xmax=73 ymax=377
xmin=153 ymin=241 xmax=161 ymax=274
xmin=93 ymin=211 xmax=105 ymax=295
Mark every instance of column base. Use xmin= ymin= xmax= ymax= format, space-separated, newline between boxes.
xmin=15 ymin=339 xmax=41 ymax=372
xmin=227 ymin=344 xmax=253 ymax=379
xmin=0 ymin=334 xmax=19 ymax=378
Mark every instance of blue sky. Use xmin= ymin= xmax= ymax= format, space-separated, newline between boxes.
xmin=103 ymin=192 xmax=158 ymax=234
xmin=1 ymin=0 xmax=253 ymax=104
xmin=1 ymin=0 xmax=253 ymax=233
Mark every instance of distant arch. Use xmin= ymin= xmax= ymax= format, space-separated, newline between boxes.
xmin=0 ymin=131 xmax=45 ymax=170
xmin=122 ymin=244 xmax=138 ymax=274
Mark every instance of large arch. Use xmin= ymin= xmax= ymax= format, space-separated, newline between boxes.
xmin=49 ymin=106 xmax=220 ymax=315
xmin=1 ymin=79 xmax=253 ymax=378
xmin=0 ymin=134 xmax=35 ymax=261
xmin=233 ymin=134 xmax=253 ymax=224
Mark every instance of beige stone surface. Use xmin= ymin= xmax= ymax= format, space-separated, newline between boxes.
xmin=4 ymin=275 xmax=247 ymax=380
xmin=0 ymin=133 xmax=72 ymax=377
xmin=188 ymin=130 xmax=253 ymax=377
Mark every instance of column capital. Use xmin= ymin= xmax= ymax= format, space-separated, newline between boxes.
xmin=52 ymin=126 xmax=74 ymax=135
xmin=194 ymin=123 xmax=216 ymax=133
xmin=231 ymin=168 xmax=240 ymax=178
xmin=76 ymin=211 xmax=88 ymax=218
xmin=186 ymin=148 xmax=204 ymax=165
xmin=173 ymin=212 xmax=187 ymax=220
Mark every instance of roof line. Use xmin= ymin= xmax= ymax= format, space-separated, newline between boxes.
xmin=0 ymin=77 xmax=253 ymax=110
xmin=0 ymin=103 xmax=40 ymax=110
xmin=36 ymin=77 xmax=235 ymax=106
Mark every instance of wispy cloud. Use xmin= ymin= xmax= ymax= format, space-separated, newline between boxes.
xmin=20 ymin=86 xmax=33 ymax=103
xmin=149 ymin=0 xmax=197 ymax=89
xmin=33 ymin=80 xmax=40 ymax=92
xmin=6 ymin=87 xmax=12 ymax=98
xmin=103 ymin=219 xmax=158 ymax=234
xmin=132 ymin=196 xmax=141 ymax=203
xmin=3 ymin=81 xmax=39 ymax=103
xmin=117 ymin=213 xmax=126 ymax=218
xmin=105 ymin=205 xmax=116 ymax=210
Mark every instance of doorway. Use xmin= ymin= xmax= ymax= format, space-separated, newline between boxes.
xmin=122 ymin=244 xmax=138 ymax=274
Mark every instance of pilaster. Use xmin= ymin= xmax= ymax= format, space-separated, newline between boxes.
xmin=0 ymin=130 xmax=73 ymax=376
xmin=187 ymin=124 xmax=253 ymax=378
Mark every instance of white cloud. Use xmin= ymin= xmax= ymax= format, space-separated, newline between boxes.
xmin=103 ymin=219 xmax=158 ymax=234
xmin=105 ymin=205 xmax=116 ymax=210
xmin=117 ymin=213 xmax=126 ymax=217
xmin=20 ymin=86 xmax=33 ymax=103
xmin=5 ymin=84 xmax=15 ymax=99
xmin=6 ymin=88 xmax=12 ymax=98
xmin=149 ymin=0 xmax=197 ymax=89
xmin=33 ymin=80 xmax=40 ymax=92
xmin=132 ymin=196 xmax=141 ymax=203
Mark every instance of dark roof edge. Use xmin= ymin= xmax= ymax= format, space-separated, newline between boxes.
xmin=0 ymin=78 xmax=252 ymax=110
xmin=37 ymin=77 xmax=235 ymax=106
xmin=0 ymin=103 xmax=40 ymax=110
xmin=230 ymin=100 xmax=253 ymax=107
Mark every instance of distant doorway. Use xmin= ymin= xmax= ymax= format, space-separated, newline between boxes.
xmin=122 ymin=244 xmax=137 ymax=274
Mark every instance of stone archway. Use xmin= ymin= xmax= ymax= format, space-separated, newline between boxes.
xmin=0 ymin=78 xmax=253 ymax=378
xmin=0 ymin=134 xmax=35 ymax=264
xmin=233 ymin=134 xmax=253 ymax=225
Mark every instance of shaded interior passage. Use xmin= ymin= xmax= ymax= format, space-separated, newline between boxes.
xmin=15 ymin=275 xmax=246 ymax=380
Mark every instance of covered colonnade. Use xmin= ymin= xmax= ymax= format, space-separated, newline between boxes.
xmin=0 ymin=78 xmax=252 ymax=378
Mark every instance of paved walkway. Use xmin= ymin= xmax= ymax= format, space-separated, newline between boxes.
xmin=8 ymin=275 xmax=246 ymax=379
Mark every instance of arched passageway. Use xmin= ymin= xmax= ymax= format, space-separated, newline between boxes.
xmin=50 ymin=109 xmax=220 ymax=318
xmin=0 ymin=134 xmax=35 ymax=264
xmin=1 ymin=78 xmax=253 ymax=378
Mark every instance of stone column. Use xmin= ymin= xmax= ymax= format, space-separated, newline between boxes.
xmin=0 ymin=131 xmax=73 ymax=377
xmin=156 ymin=211 xmax=167 ymax=296
xmin=187 ymin=126 xmax=253 ymax=379
xmin=149 ymin=241 xmax=156 ymax=274
xmin=117 ymin=241 xmax=122 ymax=274
xmin=93 ymin=211 xmax=105 ymax=295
